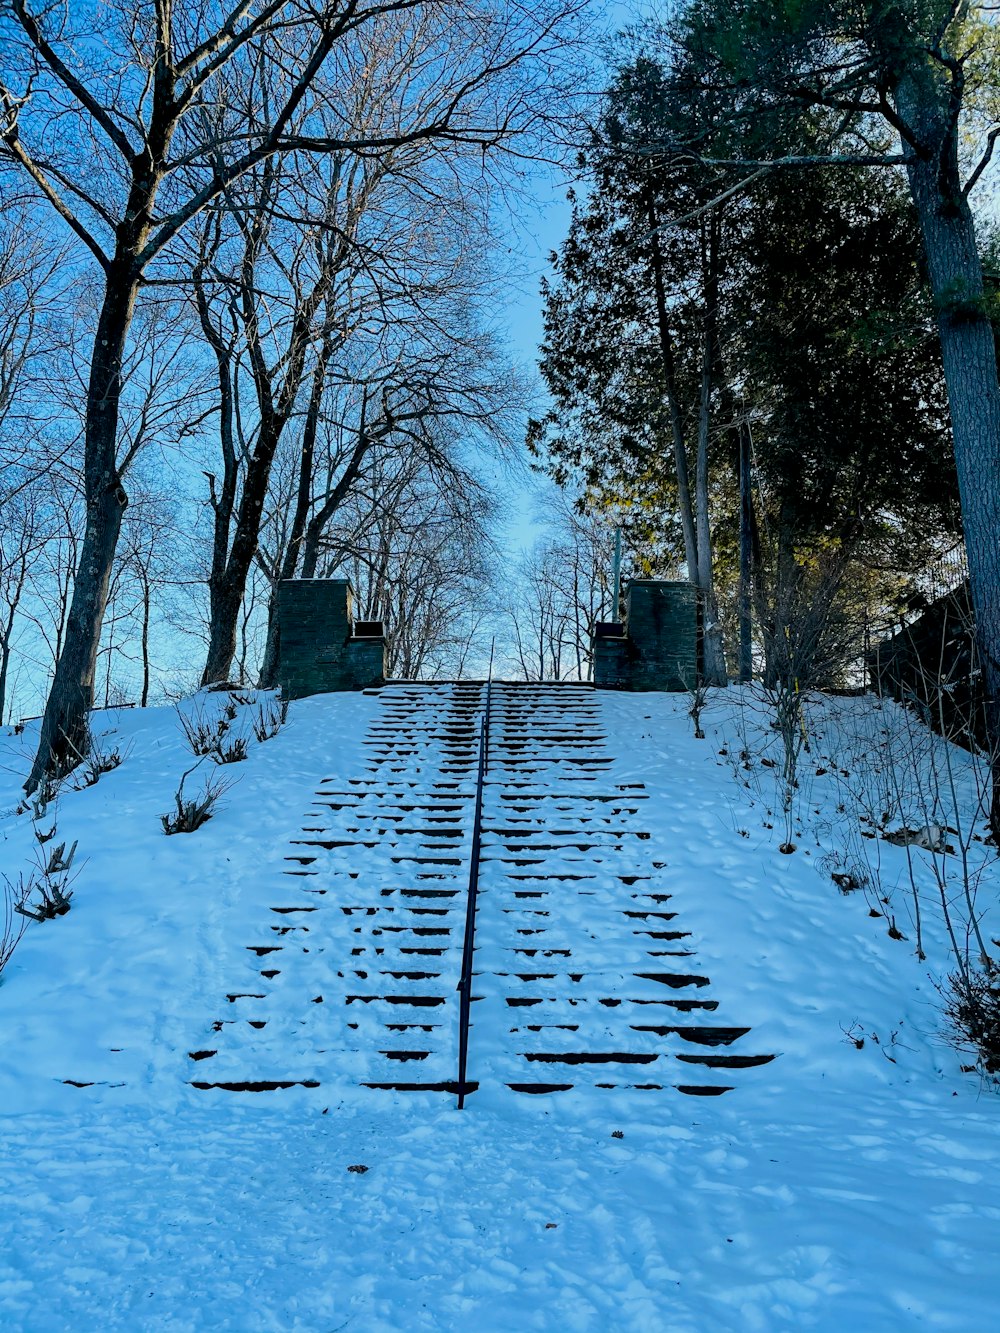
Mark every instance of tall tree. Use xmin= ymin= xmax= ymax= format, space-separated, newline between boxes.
xmin=192 ymin=151 xmax=370 ymax=686
xmin=734 ymin=162 xmax=960 ymax=681
xmin=0 ymin=0 xmax=576 ymax=792
xmin=531 ymin=58 xmax=782 ymax=681
xmin=535 ymin=48 xmax=962 ymax=683
xmin=669 ymin=0 xmax=1000 ymax=830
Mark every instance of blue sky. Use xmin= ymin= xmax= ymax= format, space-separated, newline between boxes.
xmin=489 ymin=163 xmax=577 ymax=555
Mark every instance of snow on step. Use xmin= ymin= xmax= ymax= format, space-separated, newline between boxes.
xmin=190 ymin=682 xmax=484 ymax=1095
xmin=189 ymin=679 xmax=773 ymax=1101
xmin=466 ymin=682 xmax=775 ymax=1100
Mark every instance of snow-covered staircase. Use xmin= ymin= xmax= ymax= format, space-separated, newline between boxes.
xmin=190 ymin=681 xmax=774 ymax=1098
xmin=470 ymin=683 xmax=773 ymax=1098
xmin=190 ymin=682 xmax=483 ymax=1093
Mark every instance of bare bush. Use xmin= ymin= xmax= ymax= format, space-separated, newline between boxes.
xmin=945 ymin=965 xmax=1000 ymax=1075
xmin=177 ymin=702 xmax=230 ymax=757
xmin=14 ymin=873 xmax=74 ymax=922
xmin=40 ymin=840 xmax=77 ymax=877
xmin=161 ymin=767 xmax=230 ymax=835
xmin=211 ymin=734 xmax=249 ymax=765
xmin=796 ymin=679 xmax=998 ymax=1070
xmin=880 ymin=661 xmax=993 ymax=980
xmin=766 ymin=679 xmax=809 ymax=851
xmin=1 ymin=877 xmax=28 ymax=976
xmin=682 ymin=671 xmax=711 ymax=740
xmin=28 ymin=783 xmax=59 ymax=844
xmin=252 ymin=698 xmax=288 ymax=744
xmin=752 ymin=551 xmax=864 ymax=851
xmin=72 ymin=737 xmax=129 ymax=789
xmin=12 ymin=838 xmax=78 ymax=922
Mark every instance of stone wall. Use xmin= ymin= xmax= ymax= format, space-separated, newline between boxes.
xmin=593 ymin=580 xmax=699 ymax=691
xmin=276 ymin=579 xmax=385 ymax=699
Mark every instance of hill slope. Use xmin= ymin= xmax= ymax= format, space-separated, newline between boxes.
xmin=0 ymin=686 xmax=998 ymax=1331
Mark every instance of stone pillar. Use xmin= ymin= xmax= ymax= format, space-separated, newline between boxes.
xmin=593 ymin=580 xmax=700 ymax=691
xmin=276 ymin=579 xmax=385 ymax=699
xmin=593 ymin=620 xmax=629 ymax=688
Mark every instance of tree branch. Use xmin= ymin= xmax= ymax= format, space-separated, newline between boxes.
xmin=12 ymin=0 xmax=137 ymax=160
xmin=632 ymin=148 xmax=911 ymax=169
xmin=175 ymin=0 xmax=285 ymax=80
xmin=965 ymin=125 xmax=1000 ymax=196
xmin=0 ymin=116 xmax=110 ymax=270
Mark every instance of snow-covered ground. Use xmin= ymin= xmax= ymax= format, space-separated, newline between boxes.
xmin=1 ymin=686 xmax=998 ymax=1332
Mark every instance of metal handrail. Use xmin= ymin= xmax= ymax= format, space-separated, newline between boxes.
xmin=456 ymin=647 xmax=493 ymax=1108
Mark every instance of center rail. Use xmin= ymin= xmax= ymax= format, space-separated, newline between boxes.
xmin=455 ymin=661 xmax=492 ymax=1108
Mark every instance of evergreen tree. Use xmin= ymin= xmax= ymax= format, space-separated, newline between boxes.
xmin=533 ymin=54 xmax=960 ymax=682
xmin=672 ymin=0 xmax=1000 ymax=836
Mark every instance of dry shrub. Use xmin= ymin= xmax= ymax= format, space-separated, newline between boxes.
xmin=161 ymin=766 xmax=231 ymax=835
xmin=945 ymin=966 xmax=1000 ymax=1075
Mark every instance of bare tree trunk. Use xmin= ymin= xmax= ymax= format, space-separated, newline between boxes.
xmin=140 ymin=574 xmax=151 ymax=708
xmin=891 ymin=72 xmax=1000 ymax=840
xmin=695 ymin=214 xmax=727 ymax=685
xmin=738 ymin=418 xmax=753 ymax=683
xmin=201 ymin=419 xmax=281 ymax=685
xmin=259 ymin=342 xmax=337 ymax=688
xmin=0 ymin=609 xmax=15 ymax=725
xmin=200 ymin=177 xmax=341 ymax=686
xmin=193 ymin=256 xmax=240 ymax=685
xmin=648 ymin=197 xmax=699 ymax=577
xmin=695 ymin=323 xmax=725 ymax=683
xmin=25 ymin=265 xmax=137 ymax=790
xmin=0 ymin=559 xmax=29 ymax=725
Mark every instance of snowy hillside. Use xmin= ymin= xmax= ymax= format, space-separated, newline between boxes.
xmin=1 ymin=685 xmax=999 ymax=1332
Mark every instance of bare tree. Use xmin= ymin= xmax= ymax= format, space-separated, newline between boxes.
xmin=0 ymin=0 xmax=576 ymax=791
xmin=323 ymin=444 xmax=498 ymax=679
xmin=252 ymin=269 xmax=522 ymax=683
xmin=196 ymin=23 xmax=522 ymax=688
xmin=506 ymin=501 xmax=618 ymax=681
xmin=0 ymin=488 xmax=47 ymax=723
xmin=0 ymin=205 xmax=67 ymax=720
xmin=190 ymin=150 xmax=368 ymax=685
xmin=0 ymin=201 xmax=69 ymax=489
xmin=99 ymin=488 xmax=181 ymax=708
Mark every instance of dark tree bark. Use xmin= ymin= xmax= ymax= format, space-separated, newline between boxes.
xmin=140 ymin=574 xmax=151 ymax=709
xmin=199 ymin=238 xmax=339 ymax=686
xmin=884 ymin=40 xmax=1000 ymax=840
xmin=25 ymin=256 xmax=142 ymax=788
xmin=201 ymin=422 xmax=279 ymax=686
xmin=257 ymin=351 xmax=331 ymax=688
xmin=695 ymin=211 xmax=728 ymax=685
xmin=193 ymin=237 xmax=241 ymax=685
xmin=647 ymin=196 xmax=698 ymax=575
xmin=738 ymin=418 xmax=753 ymax=683
xmin=908 ymin=179 xmax=1000 ymax=836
